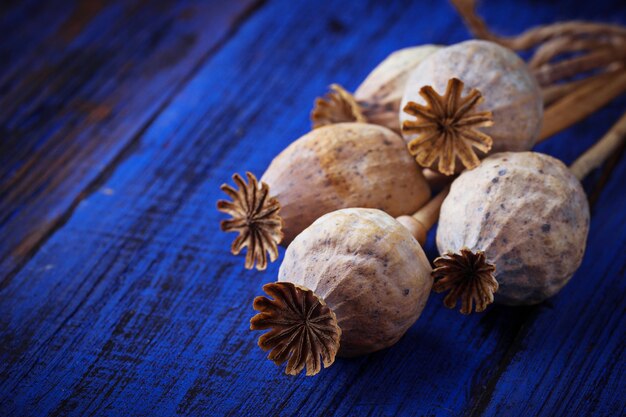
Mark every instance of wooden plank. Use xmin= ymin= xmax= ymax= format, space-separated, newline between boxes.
xmin=0 ymin=0 xmax=262 ymax=279
xmin=0 ymin=0 xmax=76 ymax=82
xmin=0 ymin=0 xmax=625 ymax=416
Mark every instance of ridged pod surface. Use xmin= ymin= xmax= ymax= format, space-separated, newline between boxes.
xmin=354 ymin=45 xmax=441 ymax=132
xmin=437 ymin=152 xmax=590 ymax=305
xmin=261 ymin=123 xmax=430 ymax=245
xmin=400 ymin=40 xmax=543 ymax=158
xmin=279 ymin=208 xmax=432 ymax=356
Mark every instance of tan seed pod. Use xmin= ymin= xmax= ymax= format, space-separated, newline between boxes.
xmin=262 ymin=123 xmax=431 ymax=244
xmin=435 ymin=152 xmax=590 ymax=308
xmin=251 ymin=208 xmax=433 ymax=375
xmin=218 ymin=123 xmax=431 ymax=270
xmin=311 ymin=45 xmax=441 ymax=133
xmin=400 ymin=40 xmax=543 ymax=175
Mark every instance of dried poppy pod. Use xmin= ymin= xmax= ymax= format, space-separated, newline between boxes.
xmin=251 ymin=208 xmax=433 ymax=376
xmin=218 ymin=123 xmax=431 ymax=270
xmin=311 ymin=45 xmax=441 ymax=133
xmin=435 ymin=152 xmax=590 ymax=310
xmin=400 ymin=40 xmax=543 ymax=175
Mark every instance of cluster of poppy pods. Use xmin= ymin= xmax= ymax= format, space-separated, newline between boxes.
xmin=218 ymin=5 xmax=626 ymax=376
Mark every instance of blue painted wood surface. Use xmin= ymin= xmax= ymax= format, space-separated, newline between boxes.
xmin=0 ymin=0 xmax=259 ymax=277
xmin=1 ymin=0 xmax=625 ymax=416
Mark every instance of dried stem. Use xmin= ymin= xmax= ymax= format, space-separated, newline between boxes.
xmin=569 ymin=112 xmax=626 ymax=181
xmin=539 ymin=69 xmax=626 ymax=140
xmin=450 ymin=0 xmax=626 ymax=51
xmin=541 ymin=70 xmax=613 ymax=106
xmin=450 ymin=0 xmax=626 ymax=105
xmin=529 ymin=36 xmax=620 ymax=69
xmin=506 ymin=22 xmax=626 ymax=51
xmin=533 ymin=47 xmax=625 ymax=87
xmin=529 ymin=35 xmax=577 ymax=69
xmin=396 ymin=186 xmax=450 ymax=245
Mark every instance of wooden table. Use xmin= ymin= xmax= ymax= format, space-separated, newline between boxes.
xmin=1 ymin=1 xmax=625 ymax=415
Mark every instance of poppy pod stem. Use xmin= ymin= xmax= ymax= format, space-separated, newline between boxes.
xmin=569 ymin=112 xmax=626 ymax=181
xmin=396 ymin=186 xmax=450 ymax=246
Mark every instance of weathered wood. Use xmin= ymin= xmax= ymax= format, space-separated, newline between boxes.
xmin=0 ymin=1 xmax=76 ymax=82
xmin=0 ymin=0 xmax=261 ymax=280
xmin=0 ymin=0 xmax=625 ymax=416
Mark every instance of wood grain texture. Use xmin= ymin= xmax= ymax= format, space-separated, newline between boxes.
xmin=0 ymin=0 xmax=261 ymax=280
xmin=1 ymin=0 xmax=625 ymax=416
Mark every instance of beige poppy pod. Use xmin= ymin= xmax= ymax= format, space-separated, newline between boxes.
xmin=399 ymin=40 xmax=543 ymax=175
xmin=218 ymin=123 xmax=431 ymax=270
xmin=311 ymin=45 xmax=441 ymax=133
xmin=262 ymin=123 xmax=431 ymax=244
xmin=251 ymin=208 xmax=433 ymax=375
xmin=435 ymin=152 xmax=590 ymax=309
xmin=352 ymin=45 xmax=442 ymax=131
